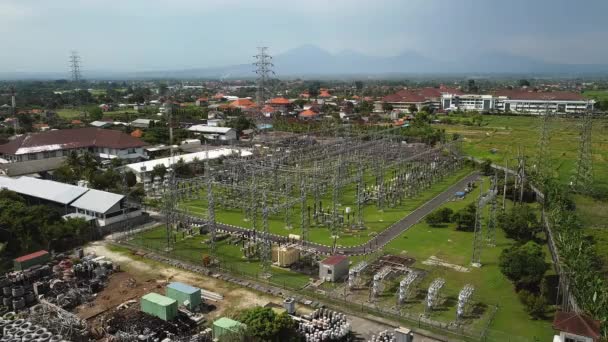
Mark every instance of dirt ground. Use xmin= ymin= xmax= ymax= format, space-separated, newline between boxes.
xmin=83 ymin=241 xmax=282 ymax=321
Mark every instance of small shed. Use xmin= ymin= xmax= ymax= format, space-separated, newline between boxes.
xmin=141 ymin=293 xmax=178 ymax=321
xmin=14 ymin=250 xmax=50 ymax=271
xmin=213 ymin=317 xmax=246 ymax=340
xmin=319 ymin=255 xmax=349 ymax=282
xmin=166 ymin=282 xmax=201 ymax=310
xmin=552 ymin=311 xmax=601 ymax=342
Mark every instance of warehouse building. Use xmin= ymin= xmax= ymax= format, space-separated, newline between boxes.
xmin=166 ymin=282 xmax=201 ymax=310
xmin=319 ymin=255 xmax=349 ymax=282
xmin=141 ymin=293 xmax=178 ymax=321
xmin=0 ymin=176 xmax=142 ymax=227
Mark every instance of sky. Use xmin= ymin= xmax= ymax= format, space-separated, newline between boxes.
xmin=1 ymin=0 xmax=608 ymax=72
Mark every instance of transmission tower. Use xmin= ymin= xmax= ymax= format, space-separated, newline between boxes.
xmin=260 ymin=192 xmax=272 ymax=278
xmin=471 ymin=181 xmax=484 ymax=267
xmin=207 ymin=180 xmax=216 ymax=256
xmin=253 ymin=47 xmax=274 ymax=108
xmin=68 ymin=50 xmax=83 ymax=84
xmin=535 ymin=104 xmax=552 ymax=181
xmin=570 ymin=111 xmax=594 ymax=193
xmin=486 ymin=173 xmax=498 ymax=246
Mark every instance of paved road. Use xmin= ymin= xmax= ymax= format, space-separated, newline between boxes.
xmin=212 ymin=172 xmax=480 ymax=256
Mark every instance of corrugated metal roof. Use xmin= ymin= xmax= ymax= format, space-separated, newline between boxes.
xmin=126 ymin=148 xmax=252 ymax=174
xmin=321 ymin=255 xmax=348 ymax=266
xmin=0 ymin=176 xmax=88 ymax=205
xmin=142 ymin=293 xmax=176 ymax=307
xmin=14 ymin=250 xmax=49 ymax=263
xmin=167 ymin=282 xmax=200 ymax=295
xmin=70 ymin=188 xmax=124 ymax=214
xmin=188 ymin=125 xmax=234 ymax=134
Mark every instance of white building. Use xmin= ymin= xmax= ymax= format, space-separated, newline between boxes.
xmin=187 ymin=125 xmax=237 ymax=141
xmin=0 ymin=176 xmax=141 ymax=227
xmin=125 ymin=148 xmax=252 ymax=183
xmin=441 ymin=90 xmax=594 ymax=114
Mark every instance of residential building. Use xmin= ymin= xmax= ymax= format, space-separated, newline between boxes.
xmin=267 ymin=97 xmax=292 ymax=114
xmin=195 ymin=97 xmax=209 ymax=107
xmin=229 ymin=98 xmax=255 ymax=109
xmin=187 ymin=125 xmax=237 ymax=141
xmin=319 ymin=255 xmax=349 ymax=282
xmin=130 ymin=118 xmax=159 ymax=129
xmin=0 ymin=127 xmax=146 ymax=163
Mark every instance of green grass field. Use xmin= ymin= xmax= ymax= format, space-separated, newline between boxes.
xmin=377 ymin=178 xmax=554 ymax=341
xmin=584 ymin=89 xmax=608 ymax=102
xmin=180 ymin=167 xmax=474 ymax=247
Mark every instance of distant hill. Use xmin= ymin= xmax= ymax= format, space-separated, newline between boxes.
xmin=2 ymin=45 xmax=608 ymax=80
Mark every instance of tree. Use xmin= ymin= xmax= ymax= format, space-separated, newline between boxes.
xmin=88 ymin=106 xmax=103 ymax=121
xmin=452 ymin=203 xmax=476 ymax=231
xmin=227 ymin=115 xmax=254 ymax=135
xmin=358 ymin=101 xmax=374 ymax=115
xmin=426 ymin=208 xmax=453 ymax=227
xmin=408 ymin=104 xmax=418 ymax=113
xmin=518 ymin=79 xmax=531 ymax=87
xmin=480 ymin=159 xmax=493 ymax=176
xmin=499 ymin=241 xmax=549 ymax=289
xmin=498 ymin=205 xmax=541 ymax=242
xmin=151 ymin=164 xmax=167 ymax=180
xmin=518 ymin=289 xmax=547 ymax=319
xmin=467 ymin=79 xmax=479 ymax=93
xmin=174 ymin=158 xmax=193 ymax=178
xmin=382 ymin=102 xmax=394 ymax=112
xmin=238 ymin=307 xmax=298 ymax=342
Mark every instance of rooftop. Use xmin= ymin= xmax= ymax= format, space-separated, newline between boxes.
xmin=188 ymin=125 xmax=234 ymax=134
xmin=0 ymin=176 xmax=88 ymax=205
xmin=321 ymin=255 xmax=348 ymax=266
xmin=125 ymin=148 xmax=252 ymax=173
xmin=142 ymin=292 xmax=177 ymax=307
xmin=70 ymin=188 xmax=124 ymax=214
xmin=493 ymin=90 xmax=588 ymax=101
xmin=214 ymin=317 xmax=245 ymax=330
xmin=552 ymin=311 xmax=600 ymax=339
xmin=14 ymin=250 xmax=49 ymax=263
xmin=0 ymin=128 xmax=145 ymax=156
xmin=167 ymin=282 xmax=200 ymax=295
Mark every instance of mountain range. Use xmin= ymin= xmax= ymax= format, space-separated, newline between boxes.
xmin=2 ymin=45 xmax=608 ymax=80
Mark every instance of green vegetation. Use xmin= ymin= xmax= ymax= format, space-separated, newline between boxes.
xmin=237 ymin=307 xmax=299 ymax=342
xmin=180 ymin=167 xmax=474 ymax=247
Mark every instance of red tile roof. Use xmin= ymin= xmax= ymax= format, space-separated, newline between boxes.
xmin=268 ymin=97 xmax=290 ymax=105
xmin=14 ymin=250 xmax=49 ymax=263
xmin=553 ymin=311 xmax=600 ymax=340
xmin=383 ymin=87 xmax=464 ymax=103
xmin=319 ymin=89 xmax=331 ymax=98
xmin=262 ymin=105 xmax=275 ymax=113
xmin=321 ymin=255 xmax=348 ymax=266
xmin=131 ymin=129 xmax=143 ymax=138
xmin=230 ymin=98 xmax=255 ymax=108
xmin=71 ymin=119 xmax=83 ymax=125
xmin=493 ymin=90 xmax=587 ymax=101
xmin=0 ymin=127 xmax=145 ymax=155
xmin=299 ymin=109 xmax=318 ymax=118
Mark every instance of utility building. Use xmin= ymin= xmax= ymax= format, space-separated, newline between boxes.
xmin=14 ymin=250 xmax=50 ymax=271
xmin=319 ymin=255 xmax=349 ymax=282
xmin=166 ymin=282 xmax=201 ymax=310
xmin=140 ymin=293 xmax=178 ymax=321
xmin=213 ymin=317 xmax=246 ymax=341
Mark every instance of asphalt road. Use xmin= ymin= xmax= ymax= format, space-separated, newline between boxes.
xmin=213 ymin=172 xmax=480 ymax=256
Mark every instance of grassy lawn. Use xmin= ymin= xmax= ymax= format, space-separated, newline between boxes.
xmin=379 ymin=177 xmax=554 ymax=341
xmin=56 ymin=108 xmax=83 ymax=119
xmin=438 ymin=114 xmax=608 ymax=278
xmin=129 ymin=226 xmax=311 ymax=289
xmin=584 ymin=89 xmax=608 ymax=102
xmin=181 ymin=166 xmax=475 ymax=247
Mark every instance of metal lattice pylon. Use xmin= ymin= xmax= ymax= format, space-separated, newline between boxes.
xmin=570 ymin=111 xmax=594 ymax=193
xmin=207 ymin=180 xmax=216 ymax=256
xmin=68 ymin=50 xmax=83 ymax=83
xmin=535 ymin=104 xmax=552 ymax=181
xmin=471 ymin=181 xmax=484 ymax=266
xmin=486 ymin=173 xmax=498 ymax=246
xmin=253 ymin=47 xmax=274 ymax=112
xmin=260 ymin=192 xmax=272 ymax=278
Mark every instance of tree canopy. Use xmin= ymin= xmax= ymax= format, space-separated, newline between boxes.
xmin=238 ymin=307 xmax=299 ymax=342
xmin=499 ymin=241 xmax=548 ymax=289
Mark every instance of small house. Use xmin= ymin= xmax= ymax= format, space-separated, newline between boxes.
xmin=319 ymin=255 xmax=349 ymax=282
xmin=552 ymin=311 xmax=601 ymax=342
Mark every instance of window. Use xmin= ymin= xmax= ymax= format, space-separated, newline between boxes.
xmin=327 ymin=269 xmax=332 ymax=274
xmin=28 ymin=154 xmax=37 ymax=161
xmin=128 ymin=148 xmax=136 ymax=154
xmin=43 ymin=151 xmax=50 ymax=158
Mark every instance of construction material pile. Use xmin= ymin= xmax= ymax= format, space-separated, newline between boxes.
xmin=99 ymin=305 xmax=199 ymax=341
xmin=369 ymin=330 xmax=396 ymax=342
xmin=1 ymin=252 xmax=114 ymax=313
xmin=298 ymin=308 xmax=350 ymax=342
